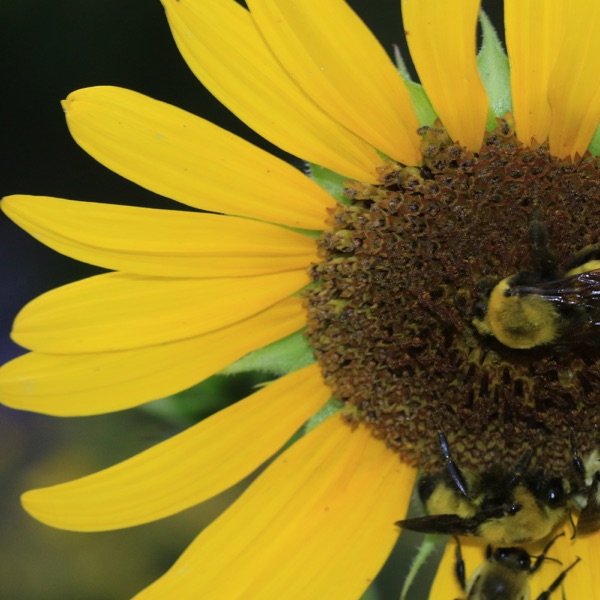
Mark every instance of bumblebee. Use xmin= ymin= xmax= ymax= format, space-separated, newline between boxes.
xmin=473 ymin=243 xmax=600 ymax=350
xmin=396 ymin=433 xmax=600 ymax=545
xmin=453 ymin=534 xmax=580 ymax=600
xmin=397 ymin=433 xmax=570 ymax=545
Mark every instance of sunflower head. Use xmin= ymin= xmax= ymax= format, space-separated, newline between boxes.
xmin=306 ymin=120 xmax=600 ymax=473
xmin=1 ymin=1 xmax=599 ymax=599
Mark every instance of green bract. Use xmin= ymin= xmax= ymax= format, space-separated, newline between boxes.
xmin=477 ymin=11 xmax=512 ymax=128
xmin=222 ymin=330 xmax=315 ymax=375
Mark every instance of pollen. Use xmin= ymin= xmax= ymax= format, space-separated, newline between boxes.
xmin=305 ymin=120 xmax=600 ymax=475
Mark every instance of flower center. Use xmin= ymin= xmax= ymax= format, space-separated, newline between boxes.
xmin=305 ymin=121 xmax=600 ymax=477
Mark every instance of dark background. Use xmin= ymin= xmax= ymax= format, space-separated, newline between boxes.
xmin=0 ymin=1 xmax=503 ymax=598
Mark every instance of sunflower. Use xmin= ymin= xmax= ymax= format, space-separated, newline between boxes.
xmin=2 ymin=0 xmax=600 ymax=598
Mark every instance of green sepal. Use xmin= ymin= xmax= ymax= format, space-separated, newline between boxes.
xmin=282 ymin=224 xmax=322 ymax=240
xmin=478 ymin=10 xmax=512 ymax=129
xmin=359 ymin=586 xmax=381 ymax=600
xmin=143 ymin=371 xmax=265 ymax=424
xmin=221 ymin=330 xmax=315 ymax=375
xmin=404 ymin=81 xmax=438 ymax=129
xmin=393 ymin=44 xmax=412 ymax=81
xmin=307 ymin=163 xmax=353 ymax=205
xmin=589 ymin=122 xmax=600 ymax=156
xmin=393 ymin=45 xmax=437 ymax=127
xmin=277 ymin=393 xmax=341 ymax=452
xmin=303 ymin=397 xmax=343 ymax=434
xmin=400 ymin=534 xmax=443 ymax=600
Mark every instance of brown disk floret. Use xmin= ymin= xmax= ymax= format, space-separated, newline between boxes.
xmin=305 ymin=121 xmax=600 ymax=476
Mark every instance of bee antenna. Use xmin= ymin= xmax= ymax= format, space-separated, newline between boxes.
xmin=437 ymin=431 xmax=470 ymax=497
xmin=535 ymin=555 xmax=562 ymax=566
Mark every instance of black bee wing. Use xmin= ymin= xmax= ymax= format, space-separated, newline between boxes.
xmin=519 ymin=269 xmax=600 ymax=344
xmin=577 ymin=474 xmax=600 ymax=535
xmin=519 ymin=269 xmax=600 ymax=308
xmin=396 ymin=514 xmax=481 ymax=536
xmin=559 ymin=319 xmax=600 ymax=344
xmin=396 ymin=504 xmax=520 ymax=537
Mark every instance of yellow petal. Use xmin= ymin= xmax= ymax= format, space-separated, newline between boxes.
xmin=429 ymin=538 xmax=480 ymax=599
xmin=403 ymin=0 xmax=488 ymax=151
xmin=63 ymin=86 xmax=335 ymax=229
xmin=13 ymin=270 xmax=308 ymax=353
xmin=162 ymin=0 xmax=384 ymax=183
xmin=22 ymin=365 xmax=329 ymax=531
xmin=247 ymin=0 xmax=421 ymax=166
xmin=548 ymin=2 xmax=600 ymax=158
xmin=2 ymin=196 xmax=319 ymax=278
xmin=548 ymin=530 xmax=599 ymax=599
xmin=134 ymin=416 xmax=416 ymax=600
xmin=0 ymin=297 xmax=304 ymax=416
xmin=505 ymin=0 xmax=564 ymax=146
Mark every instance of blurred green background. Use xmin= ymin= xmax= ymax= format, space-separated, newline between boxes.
xmin=0 ymin=1 xmax=503 ymax=598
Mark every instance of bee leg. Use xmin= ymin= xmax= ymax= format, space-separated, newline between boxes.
xmin=438 ymin=431 xmax=469 ymax=497
xmin=567 ymin=511 xmax=577 ymax=540
xmin=529 ymin=532 xmax=564 ymax=574
xmin=570 ymin=432 xmax=586 ymax=483
xmin=453 ymin=537 xmax=467 ymax=591
xmin=534 ymin=557 xmax=580 ymax=600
